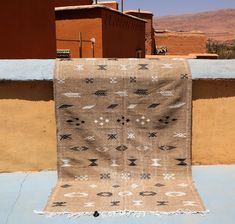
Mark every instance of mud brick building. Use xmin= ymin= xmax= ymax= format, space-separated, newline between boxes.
xmin=125 ymin=10 xmax=155 ymax=55
xmin=55 ymin=5 xmax=146 ymax=58
xmin=155 ymin=30 xmax=207 ymax=55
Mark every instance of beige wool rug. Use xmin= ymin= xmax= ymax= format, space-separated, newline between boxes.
xmin=43 ymin=58 xmax=206 ymax=217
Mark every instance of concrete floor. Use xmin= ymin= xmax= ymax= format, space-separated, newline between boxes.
xmin=0 ymin=166 xmax=235 ymax=224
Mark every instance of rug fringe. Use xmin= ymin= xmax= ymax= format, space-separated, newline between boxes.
xmin=34 ymin=209 xmax=210 ymax=218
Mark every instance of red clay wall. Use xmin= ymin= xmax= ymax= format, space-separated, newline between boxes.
xmin=56 ymin=9 xmax=103 ymax=58
xmin=102 ymin=10 xmax=146 ymax=58
xmin=155 ymin=32 xmax=207 ymax=55
xmin=98 ymin=2 xmax=119 ymax=10
xmin=125 ymin=11 xmax=154 ymax=55
xmin=56 ymin=7 xmax=145 ymax=58
xmin=52 ymin=0 xmax=93 ymax=7
xmin=0 ymin=0 xmax=56 ymax=59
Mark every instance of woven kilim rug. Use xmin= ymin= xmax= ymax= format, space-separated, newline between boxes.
xmin=44 ymin=58 xmax=206 ymax=216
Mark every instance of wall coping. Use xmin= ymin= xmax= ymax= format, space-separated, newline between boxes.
xmin=0 ymin=59 xmax=235 ymax=81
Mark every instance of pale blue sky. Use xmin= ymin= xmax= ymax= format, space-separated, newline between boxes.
xmin=99 ymin=0 xmax=235 ymax=16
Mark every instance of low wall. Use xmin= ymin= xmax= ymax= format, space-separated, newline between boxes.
xmin=0 ymin=60 xmax=235 ymax=172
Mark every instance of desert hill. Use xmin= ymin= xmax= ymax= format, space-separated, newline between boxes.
xmin=154 ymin=8 xmax=235 ymax=42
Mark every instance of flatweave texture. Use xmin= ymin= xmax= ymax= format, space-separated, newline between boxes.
xmin=44 ymin=58 xmax=206 ymax=216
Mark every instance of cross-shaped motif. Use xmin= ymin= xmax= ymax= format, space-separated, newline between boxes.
xmin=138 ymin=64 xmax=149 ymax=70
xmin=127 ymin=132 xmax=135 ymax=139
xmin=157 ymin=201 xmax=169 ymax=206
xmin=52 ymin=202 xmax=66 ymax=207
xmin=181 ymin=74 xmax=188 ymax=79
xmin=107 ymin=133 xmax=117 ymax=140
xmin=89 ymin=159 xmax=98 ymax=166
xmin=176 ymin=158 xmax=187 ymax=166
xmin=128 ymin=159 xmax=137 ymax=166
xmin=130 ymin=76 xmax=137 ymax=83
xmin=183 ymin=201 xmax=197 ymax=206
xmin=84 ymin=202 xmax=95 ymax=207
xmin=85 ymin=78 xmax=94 ymax=83
xmin=111 ymin=201 xmax=120 ymax=207
xmin=97 ymin=65 xmax=107 ymax=70
xmin=173 ymin=132 xmax=187 ymax=138
xmin=163 ymin=173 xmax=175 ymax=180
xmin=59 ymin=134 xmax=72 ymax=141
xmin=110 ymin=77 xmax=118 ymax=84
xmin=148 ymin=132 xmax=157 ymax=138
xmin=140 ymin=172 xmax=151 ymax=180
xmin=133 ymin=200 xmax=143 ymax=206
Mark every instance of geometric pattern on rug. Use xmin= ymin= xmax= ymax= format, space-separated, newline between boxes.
xmin=44 ymin=58 xmax=206 ymax=216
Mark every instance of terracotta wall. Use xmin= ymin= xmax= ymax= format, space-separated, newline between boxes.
xmin=1 ymin=80 xmax=235 ymax=173
xmin=102 ymin=10 xmax=146 ymax=58
xmin=52 ymin=0 xmax=93 ymax=7
xmin=55 ymin=7 xmax=145 ymax=58
xmin=155 ymin=32 xmax=207 ymax=55
xmin=0 ymin=0 xmax=56 ymax=59
xmin=97 ymin=1 xmax=119 ymax=10
xmin=56 ymin=9 xmax=103 ymax=58
xmin=125 ymin=11 xmax=154 ymax=55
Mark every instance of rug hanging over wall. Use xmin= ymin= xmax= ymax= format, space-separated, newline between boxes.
xmin=44 ymin=58 xmax=207 ymax=216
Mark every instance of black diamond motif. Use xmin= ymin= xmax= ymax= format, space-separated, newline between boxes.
xmin=70 ymin=146 xmax=88 ymax=152
xmin=58 ymin=104 xmax=73 ymax=109
xmin=155 ymin=183 xmax=165 ymax=187
xmin=60 ymin=184 xmax=72 ymax=188
xmin=148 ymin=103 xmax=160 ymax=108
xmin=116 ymin=145 xmax=128 ymax=152
xmin=97 ymin=192 xmax=113 ymax=197
xmin=134 ymin=89 xmax=149 ymax=95
xmin=107 ymin=104 xmax=118 ymax=109
xmin=139 ymin=191 xmax=157 ymax=197
xmin=159 ymin=145 xmax=176 ymax=151
xmin=94 ymin=90 xmax=107 ymax=96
